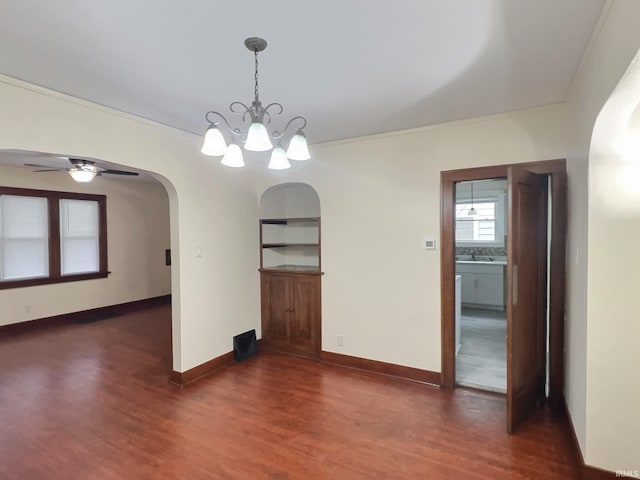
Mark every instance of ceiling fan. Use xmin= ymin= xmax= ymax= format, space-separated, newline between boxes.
xmin=25 ymin=157 xmax=139 ymax=183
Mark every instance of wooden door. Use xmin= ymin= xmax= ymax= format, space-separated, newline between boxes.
xmin=261 ymin=273 xmax=290 ymax=349
xmin=506 ymin=166 xmax=548 ymax=433
xmin=289 ymin=275 xmax=321 ymax=356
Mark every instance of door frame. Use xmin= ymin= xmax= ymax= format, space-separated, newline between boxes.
xmin=440 ymin=159 xmax=567 ymax=410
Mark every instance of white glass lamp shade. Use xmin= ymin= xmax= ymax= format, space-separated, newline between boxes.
xmin=201 ymin=125 xmax=227 ymax=156
xmin=286 ymin=131 xmax=310 ymax=160
xmin=68 ymin=167 xmax=97 ymax=183
xmin=268 ymin=146 xmax=291 ymax=170
xmin=221 ymin=143 xmax=245 ymax=168
xmin=244 ymin=122 xmax=273 ymax=151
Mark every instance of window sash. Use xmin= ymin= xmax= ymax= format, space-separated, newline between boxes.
xmin=455 ymin=201 xmax=497 ymax=242
xmin=60 ymin=199 xmax=100 ymax=275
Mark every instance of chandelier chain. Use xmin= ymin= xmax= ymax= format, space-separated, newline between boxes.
xmin=254 ymin=50 xmax=259 ymax=104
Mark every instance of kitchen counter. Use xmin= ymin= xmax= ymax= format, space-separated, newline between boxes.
xmin=456 ymin=260 xmax=506 ymax=266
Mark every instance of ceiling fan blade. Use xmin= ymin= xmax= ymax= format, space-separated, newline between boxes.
xmin=100 ymin=169 xmax=139 ymax=176
xmin=25 ymin=163 xmax=68 ymax=170
xmin=33 ymin=169 xmax=68 ymax=173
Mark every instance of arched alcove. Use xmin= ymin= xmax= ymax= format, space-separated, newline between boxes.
xmin=259 ymin=182 xmax=320 ymax=219
xmin=258 ymin=182 xmax=322 ymax=358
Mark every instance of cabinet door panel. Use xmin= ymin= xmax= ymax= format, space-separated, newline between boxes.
xmin=289 ymin=275 xmax=321 ymax=355
xmin=261 ymin=274 xmax=289 ymax=346
xmin=476 ymin=273 xmax=504 ymax=306
xmin=460 ymin=273 xmax=476 ymax=304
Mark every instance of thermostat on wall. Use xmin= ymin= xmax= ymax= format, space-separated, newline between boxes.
xmin=424 ymin=237 xmax=437 ymax=250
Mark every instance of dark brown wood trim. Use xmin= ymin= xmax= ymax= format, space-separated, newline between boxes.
xmin=320 ymin=350 xmax=441 ymax=386
xmin=258 ymin=268 xmax=323 ymax=276
xmin=582 ymin=466 xmax=619 ymax=480
xmin=170 ymin=351 xmax=234 ymax=387
xmin=98 ymin=195 xmax=108 ymax=274
xmin=440 ymin=159 xmax=567 ymax=410
xmin=440 ymin=173 xmax=456 ymax=389
xmin=0 ymin=294 xmax=171 ymax=334
xmin=169 ymin=339 xmax=264 ymax=388
xmin=48 ymin=195 xmax=61 ymax=278
xmin=561 ymin=397 xmax=618 ymax=479
xmin=0 ymin=271 xmax=109 ymax=290
xmin=0 ymin=186 xmax=109 ymax=289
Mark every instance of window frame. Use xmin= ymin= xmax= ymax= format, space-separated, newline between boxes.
xmin=0 ymin=186 xmax=108 ymax=290
xmin=455 ymin=190 xmax=506 ymax=248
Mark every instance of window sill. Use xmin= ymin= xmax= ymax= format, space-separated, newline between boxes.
xmin=0 ymin=271 xmax=109 ymax=290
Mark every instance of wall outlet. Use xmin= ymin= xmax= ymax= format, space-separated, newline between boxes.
xmin=336 ymin=335 xmax=344 ymax=347
xmin=24 ymin=305 xmax=30 ymax=314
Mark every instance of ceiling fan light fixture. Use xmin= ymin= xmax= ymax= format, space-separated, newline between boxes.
xmin=201 ymin=37 xmax=309 ymax=168
xmin=220 ymin=143 xmax=245 ymax=168
xmin=201 ymin=125 xmax=227 ymax=156
xmin=268 ymin=145 xmax=291 ymax=170
xmin=68 ymin=166 xmax=97 ymax=183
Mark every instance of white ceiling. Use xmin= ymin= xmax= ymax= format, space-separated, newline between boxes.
xmin=0 ymin=0 xmax=605 ymax=147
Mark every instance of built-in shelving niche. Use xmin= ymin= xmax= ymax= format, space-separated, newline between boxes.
xmin=259 ymin=183 xmax=321 ymax=273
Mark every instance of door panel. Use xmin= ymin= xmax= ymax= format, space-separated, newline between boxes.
xmin=261 ymin=274 xmax=289 ymax=347
xmin=507 ymin=166 xmax=548 ymax=433
xmin=289 ymin=275 xmax=321 ymax=355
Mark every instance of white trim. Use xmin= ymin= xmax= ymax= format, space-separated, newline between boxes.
xmin=0 ymin=74 xmax=198 ymax=139
xmin=313 ymin=103 xmax=567 ymax=149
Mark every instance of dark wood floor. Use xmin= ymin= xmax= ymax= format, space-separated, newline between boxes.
xmin=0 ymin=305 xmax=579 ymax=479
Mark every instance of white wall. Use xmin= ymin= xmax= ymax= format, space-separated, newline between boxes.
xmin=586 ymin=36 xmax=640 ymax=475
xmin=0 ymin=76 xmax=261 ymax=372
xmin=564 ymin=0 xmax=640 ymax=470
xmin=0 ymin=163 xmax=170 ymax=326
xmin=258 ymin=104 xmax=567 ymax=371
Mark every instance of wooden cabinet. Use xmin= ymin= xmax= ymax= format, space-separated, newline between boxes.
xmin=456 ymin=263 xmax=505 ymax=309
xmin=261 ymin=271 xmax=321 ymax=358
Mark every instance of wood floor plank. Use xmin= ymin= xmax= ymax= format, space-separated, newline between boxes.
xmin=0 ymin=305 xmax=579 ymax=479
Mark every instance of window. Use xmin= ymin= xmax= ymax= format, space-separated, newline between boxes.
xmin=0 ymin=195 xmax=49 ymax=280
xmin=0 ymin=187 xmax=107 ymax=289
xmin=455 ymin=201 xmax=497 ymax=242
xmin=60 ymin=199 xmax=100 ymax=275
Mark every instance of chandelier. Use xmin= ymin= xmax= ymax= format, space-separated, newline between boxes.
xmin=200 ymin=37 xmax=310 ymax=170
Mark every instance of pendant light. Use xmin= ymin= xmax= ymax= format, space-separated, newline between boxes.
xmin=200 ymin=37 xmax=310 ymax=169
xmin=468 ymin=182 xmax=477 ymax=216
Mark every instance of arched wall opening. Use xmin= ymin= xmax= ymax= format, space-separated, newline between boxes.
xmin=0 ymin=74 xmax=263 ymax=379
xmin=0 ymin=148 xmax=178 ymax=370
